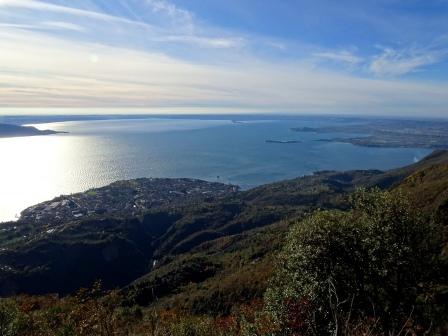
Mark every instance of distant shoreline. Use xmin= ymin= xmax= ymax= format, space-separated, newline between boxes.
xmin=2 ymin=114 xmax=448 ymax=127
xmin=0 ymin=123 xmax=67 ymax=138
xmin=292 ymin=120 xmax=448 ymax=149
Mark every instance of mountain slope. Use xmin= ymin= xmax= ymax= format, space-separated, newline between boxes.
xmin=1 ymin=150 xmax=447 ymax=299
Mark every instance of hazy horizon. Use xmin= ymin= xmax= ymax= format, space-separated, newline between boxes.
xmin=1 ymin=109 xmax=448 ymax=120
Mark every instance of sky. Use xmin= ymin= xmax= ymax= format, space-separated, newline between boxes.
xmin=0 ymin=0 xmax=447 ymax=116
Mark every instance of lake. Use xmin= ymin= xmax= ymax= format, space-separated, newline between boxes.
xmin=0 ymin=116 xmax=431 ymax=222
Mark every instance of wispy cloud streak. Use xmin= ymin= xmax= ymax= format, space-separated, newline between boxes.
xmin=313 ymin=50 xmax=363 ymax=65
xmin=369 ymin=46 xmax=446 ymax=77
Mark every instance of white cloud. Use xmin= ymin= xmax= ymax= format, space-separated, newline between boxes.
xmin=0 ymin=22 xmax=36 ymax=29
xmin=152 ymin=35 xmax=245 ymax=48
xmin=0 ymin=0 xmax=244 ymax=50
xmin=369 ymin=47 xmax=443 ymax=77
xmin=0 ymin=28 xmax=447 ymax=116
xmin=145 ymin=0 xmax=194 ymax=33
xmin=0 ymin=0 xmax=447 ymax=116
xmin=313 ymin=50 xmax=363 ymax=65
xmin=41 ymin=21 xmax=85 ymax=31
xmin=0 ymin=20 xmax=85 ymax=32
xmin=0 ymin=0 xmax=127 ymax=22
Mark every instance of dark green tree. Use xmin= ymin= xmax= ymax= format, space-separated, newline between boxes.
xmin=265 ymin=189 xmax=445 ymax=335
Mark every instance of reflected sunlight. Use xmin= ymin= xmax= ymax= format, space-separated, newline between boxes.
xmin=0 ymin=136 xmax=71 ymax=221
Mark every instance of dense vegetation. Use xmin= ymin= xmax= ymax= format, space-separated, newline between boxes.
xmin=0 ymin=187 xmax=446 ymax=335
xmin=0 ymin=151 xmax=447 ymax=335
xmin=265 ymin=189 xmax=446 ymax=335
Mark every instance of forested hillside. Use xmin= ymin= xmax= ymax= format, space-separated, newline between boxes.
xmin=0 ymin=151 xmax=447 ymax=335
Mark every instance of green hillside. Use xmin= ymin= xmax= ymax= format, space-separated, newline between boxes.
xmin=0 ymin=151 xmax=447 ymax=335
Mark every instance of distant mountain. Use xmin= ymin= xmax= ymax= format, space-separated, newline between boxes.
xmin=0 ymin=150 xmax=447 ymax=306
xmin=0 ymin=123 xmax=65 ymax=138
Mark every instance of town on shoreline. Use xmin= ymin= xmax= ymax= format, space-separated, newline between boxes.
xmin=19 ymin=178 xmax=238 ymax=226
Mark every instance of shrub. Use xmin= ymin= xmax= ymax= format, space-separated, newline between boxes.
xmin=265 ymin=188 xmax=445 ymax=335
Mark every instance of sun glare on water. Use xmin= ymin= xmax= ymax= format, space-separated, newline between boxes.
xmin=0 ymin=135 xmax=74 ymax=222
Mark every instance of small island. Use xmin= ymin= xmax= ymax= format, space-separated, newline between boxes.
xmin=266 ymin=139 xmax=301 ymax=144
xmin=0 ymin=123 xmax=66 ymax=138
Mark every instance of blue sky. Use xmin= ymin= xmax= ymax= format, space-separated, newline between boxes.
xmin=0 ymin=0 xmax=447 ymax=116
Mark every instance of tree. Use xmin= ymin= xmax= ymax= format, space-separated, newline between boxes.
xmin=265 ymin=189 xmax=445 ymax=335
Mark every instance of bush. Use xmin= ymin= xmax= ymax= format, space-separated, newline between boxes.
xmin=0 ymin=300 xmax=22 ymax=336
xmin=265 ymin=188 xmax=445 ymax=335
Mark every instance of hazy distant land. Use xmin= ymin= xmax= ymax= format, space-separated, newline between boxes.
xmin=0 ymin=123 xmax=66 ymax=138
xmin=292 ymin=119 xmax=448 ymax=149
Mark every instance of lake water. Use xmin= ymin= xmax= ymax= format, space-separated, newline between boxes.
xmin=0 ymin=117 xmax=431 ymax=222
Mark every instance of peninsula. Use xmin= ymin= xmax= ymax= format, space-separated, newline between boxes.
xmin=0 ymin=123 xmax=65 ymax=138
